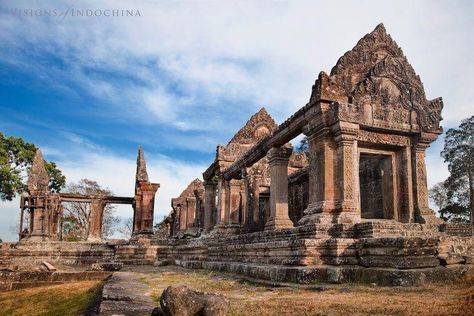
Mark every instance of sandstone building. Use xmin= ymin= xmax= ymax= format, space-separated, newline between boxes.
xmin=2 ymin=24 xmax=472 ymax=286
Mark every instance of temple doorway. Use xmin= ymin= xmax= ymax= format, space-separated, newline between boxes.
xmin=359 ymin=153 xmax=395 ymax=220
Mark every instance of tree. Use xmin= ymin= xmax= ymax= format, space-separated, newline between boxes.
xmin=296 ymin=136 xmax=309 ymax=154
xmin=429 ymin=182 xmax=449 ymax=220
xmin=153 ymin=218 xmax=168 ymax=238
xmin=117 ymin=217 xmax=133 ymax=239
xmin=0 ymin=132 xmax=65 ymax=201
xmin=62 ymin=179 xmax=120 ymax=241
xmin=441 ymin=115 xmax=474 ymax=228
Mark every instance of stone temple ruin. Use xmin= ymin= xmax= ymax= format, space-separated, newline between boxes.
xmin=1 ymin=24 xmax=473 ymax=287
xmin=18 ymin=146 xmax=159 ymax=242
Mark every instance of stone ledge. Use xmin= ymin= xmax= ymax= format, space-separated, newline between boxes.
xmin=175 ymin=260 xmax=473 ymax=286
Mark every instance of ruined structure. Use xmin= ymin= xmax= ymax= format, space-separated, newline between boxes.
xmin=18 ymin=147 xmax=159 ymax=242
xmin=169 ymin=179 xmax=204 ymax=236
xmin=2 ymin=24 xmax=473 ymax=286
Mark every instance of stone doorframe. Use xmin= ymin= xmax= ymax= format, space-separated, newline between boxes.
xmin=358 ymin=148 xmax=398 ymax=221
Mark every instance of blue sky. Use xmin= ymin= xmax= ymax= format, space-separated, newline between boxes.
xmin=1 ymin=0 xmax=473 ymax=241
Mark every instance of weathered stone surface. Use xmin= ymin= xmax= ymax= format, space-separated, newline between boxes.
xmin=42 ymin=261 xmax=57 ymax=271
xmin=99 ymin=272 xmax=155 ymax=316
xmin=159 ymin=285 xmax=228 ymax=316
xmin=91 ymin=262 xmax=123 ymax=271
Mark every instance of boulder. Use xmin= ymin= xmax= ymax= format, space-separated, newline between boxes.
xmin=158 ymin=285 xmax=228 ymax=316
xmin=91 ymin=262 xmax=123 ymax=271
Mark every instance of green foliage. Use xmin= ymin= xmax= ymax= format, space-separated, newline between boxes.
xmin=440 ymin=115 xmax=474 ymax=222
xmin=0 ymin=132 xmax=66 ymax=201
xmin=439 ymin=203 xmax=470 ymax=222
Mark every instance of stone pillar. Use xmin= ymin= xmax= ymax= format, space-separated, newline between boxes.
xmin=265 ymin=146 xmax=293 ymax=230
xmin=30 ymin=195 xmax=48 ymax=239
xmin=186 ymin=197 xmax=196 ymax=228
xmin=136 ymin=182 xmax=159 ymax=234
xmin=88 ymin=198 xmax=105 ymax=241
xmin=215 ymin=177 xmax=229 ymax=228
xmin=298 ymin=126 xmax=337 ymax=226
xmin=228 ymin=179 xmax=242 ymax=227
xmin=26 ymin=149 xmax=51 ymax=241
xmin=399 ymin=146 xmax=415 ymax=222
xmin=177 ymin=205 xmax=186 ymax=230
xmin=203 ymin=180 xmax=217 ymax=231
xmin=251 ymin=175 xmax=263 ymax=230
xmin=132 ymin=147 xmax=160 ymax=236
xmin=333 ymin=122 xmax=360 ymax=224
xmin=412 ymin=134 xmax=441 ymax=225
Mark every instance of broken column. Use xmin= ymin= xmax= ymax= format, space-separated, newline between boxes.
xmin=133 ymin=147 xmax=160 ymax=235
xmin=265 ymin=145 xmax=293 ymax=230
xmin=87 ymin=198 xmax=106 ymax=241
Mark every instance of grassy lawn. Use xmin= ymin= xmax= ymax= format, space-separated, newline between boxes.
xmin=142 ymin=269 xmax=474 ymax=316
xmin=0 ymin=281 xmax=103 ymax=316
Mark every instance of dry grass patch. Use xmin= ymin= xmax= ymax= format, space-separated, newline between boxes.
xmin=141 ymin=269 xmax=474 ymax=316
xmin=0 ymin=281 xmax=103 ymax=316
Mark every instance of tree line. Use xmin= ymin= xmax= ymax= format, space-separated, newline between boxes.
xmin=429 ymin=115 xmax=473 ymax=225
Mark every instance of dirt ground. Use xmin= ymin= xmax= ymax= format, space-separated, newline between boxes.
xmin=0 ymin=266 xmax=472 ymax=316
xmin=137 ymin=266 xmax=473 ymax=316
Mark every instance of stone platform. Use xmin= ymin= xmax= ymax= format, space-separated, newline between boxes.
xmin=1 ymin=222 xmax=472 ymax=287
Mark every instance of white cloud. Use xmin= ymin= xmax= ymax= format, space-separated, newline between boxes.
xmin=2 ymin=0 xmax=471 ymax=133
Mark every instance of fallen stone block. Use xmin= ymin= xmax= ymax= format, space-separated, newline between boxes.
xmin=42 ymin=261 xmax=57 ymax=271
xmin=157 ymin=285 xmax=228 ymax=316
xmin=91 ymin=262 xmax=123 ymax=271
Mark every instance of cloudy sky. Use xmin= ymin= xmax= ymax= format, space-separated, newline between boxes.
xmin=0 ymin=0 xmax=473 ymax=241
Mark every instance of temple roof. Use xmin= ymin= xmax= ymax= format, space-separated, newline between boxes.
xmin=310 ymin=23 xmax=443 ymax=133
xmin=227 ymin=107 xmax=277 ymax=145
xmin=176 ymin=178 xmax=203 ymax=199
xmin=27 ymin=149 xmax=49 ymax=193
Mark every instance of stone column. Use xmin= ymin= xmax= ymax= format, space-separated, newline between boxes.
xmin=228 ymin=179 xmax=242 ymax=227
xmin=214 ymin=177 xmax=229 ymax=229
xmin=178 ymin=205 xmax=186 ymax=231
xmin=142 ymin=183 xmax=159 ymax=234
xmin=298 ymin=126 xmax=337 ymax=225
xmin=203 ymin=180 xmax=217 ymax=231
xmin=251 ymin=174 xmax=263 ymax=230
xmin=333 ymin=122 xmax=360 ymax=224
xmin=412 ymin=134 xmax=441 ymax=225
xmin=186 ymin=197 xmax=196 ymax=228
xmin=30 ymin=195 xmax=48 ymax=239
xmin=399 ymin=146 xmax=415 ymax=222
xmin=265 ymin=146 xmax=293 ymax=230
xmin=88 ymin=198 xmax=105 ymax=241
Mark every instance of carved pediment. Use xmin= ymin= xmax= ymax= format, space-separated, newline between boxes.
xmin=216 ymin=107 xmax=278 ymax=162
xmin=227 ymin=107 xmax=277 ymax=145
xmin=174 ymin=178 xmax=203 ymax=202
xmin=310 ymin=23 xmax=443 ymax=133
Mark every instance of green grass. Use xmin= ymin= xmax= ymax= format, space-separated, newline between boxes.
xmin=0 ymin=281 xmax=103 ymax=316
